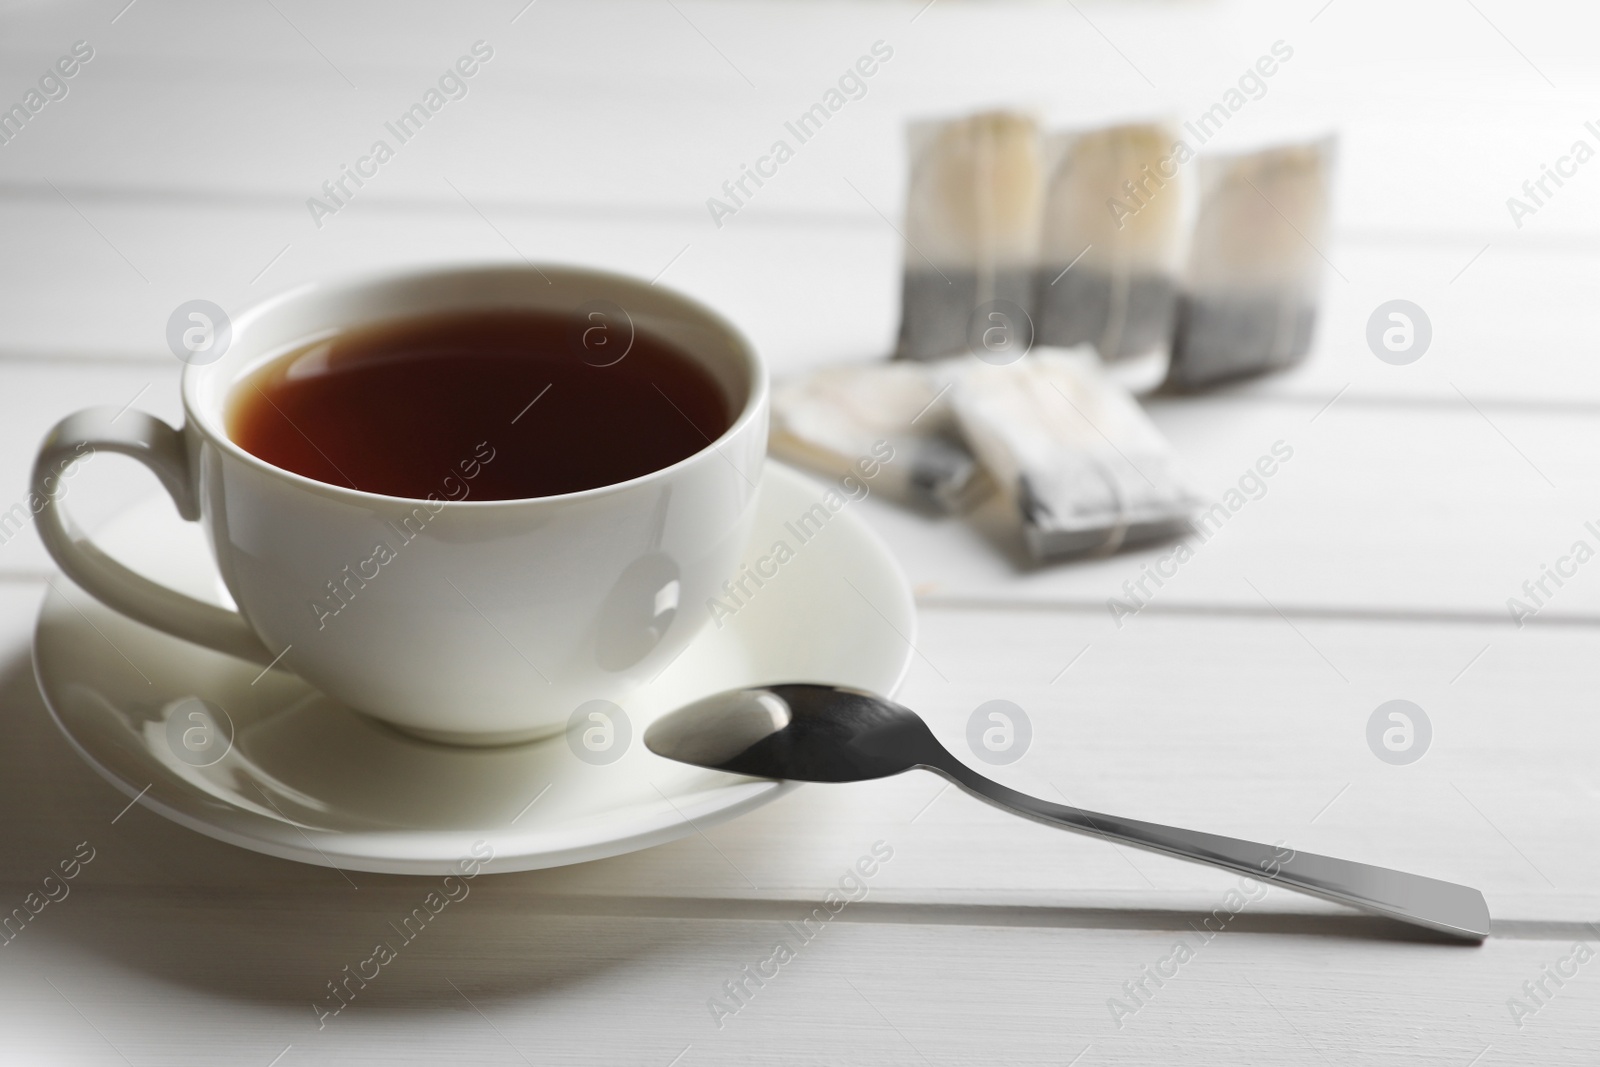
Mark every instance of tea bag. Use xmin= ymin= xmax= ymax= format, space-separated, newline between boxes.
xmin=1167 ymin=137 xmax=1336 ymax=391
xmin=769 ymin=361 xmax=988 ymax=514
xmin=942 ymin=347 xmax=1200 ymax=560
xmin=895 ymin=111 xmax=1043 ymax=362
xmin=1035 ymin=122 xmax=1185 ymax=364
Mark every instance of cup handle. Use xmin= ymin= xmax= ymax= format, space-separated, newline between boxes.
xmin=33 ymin=407 xmax=273 ymax=665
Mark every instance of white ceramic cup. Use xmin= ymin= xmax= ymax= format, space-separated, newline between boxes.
xmin=32 ymin=265 xmax=767 ymax=744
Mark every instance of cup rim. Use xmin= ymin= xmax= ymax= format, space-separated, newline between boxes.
xmin=180 ymin=262 xmax=767 ymax=509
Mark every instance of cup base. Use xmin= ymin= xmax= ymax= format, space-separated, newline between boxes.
xmin=372 ymin=715 xmax=567 ymax=748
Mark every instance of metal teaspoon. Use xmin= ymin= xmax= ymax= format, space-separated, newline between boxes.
xmin=643 ymin=684 xmax=1490 ymax=941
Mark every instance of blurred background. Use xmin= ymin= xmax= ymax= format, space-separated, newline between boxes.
xmin=1 ymin=0 xmax=1596 ymax=611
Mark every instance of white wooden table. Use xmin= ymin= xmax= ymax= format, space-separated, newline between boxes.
xmin=3 ymin=0 xmax=1598 ymax=1062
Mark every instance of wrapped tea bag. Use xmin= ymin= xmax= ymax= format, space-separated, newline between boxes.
xmin=769 ymin=361 xmax=988 ymax=514
xmin=1035 ymin=122 xmax=1185 ymax=364
xmin=1167 ymin=137 xmax=1336 ymax=391
xmin=896 ymin=111 xmax=1043 ymax=362
xmin=942 ymin=347 xmax=1200 ymax=559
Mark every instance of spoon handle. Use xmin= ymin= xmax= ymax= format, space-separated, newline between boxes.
xmin=929 ymin=760 xmax=1489 ymax=941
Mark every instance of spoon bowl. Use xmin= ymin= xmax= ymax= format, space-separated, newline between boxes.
xmin=647 ymin=684 xmax=939 ymax=781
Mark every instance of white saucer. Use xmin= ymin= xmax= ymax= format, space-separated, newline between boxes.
xmin=33 ymin=463 xmax=914 ymax=875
